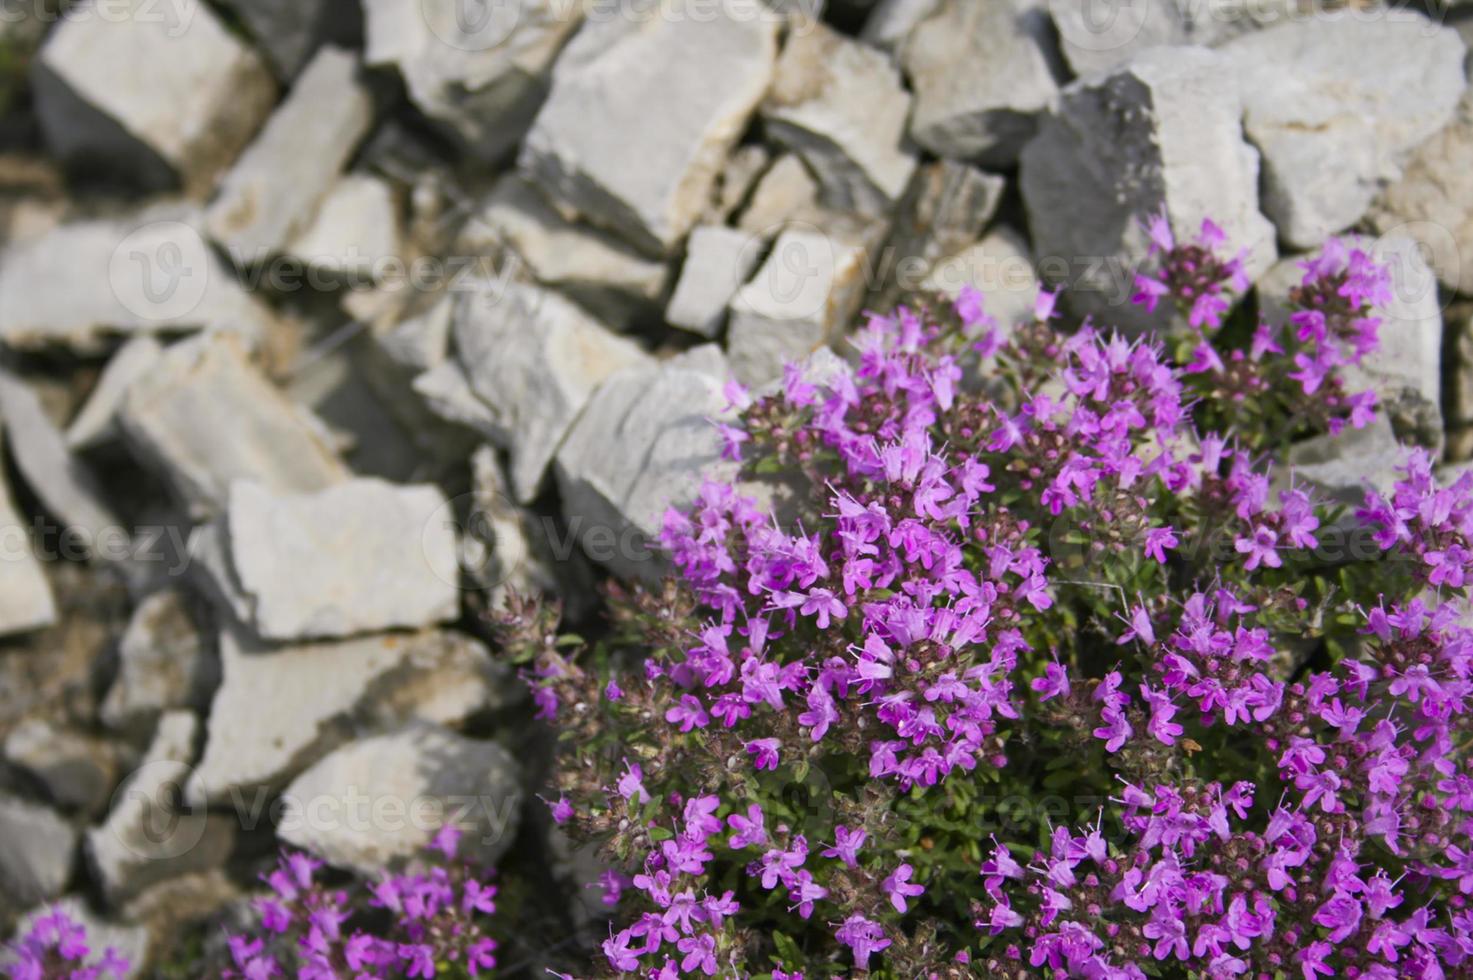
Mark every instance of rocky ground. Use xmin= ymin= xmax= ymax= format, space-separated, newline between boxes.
xmin=0 ymin=0 xmax=1471 ymax=975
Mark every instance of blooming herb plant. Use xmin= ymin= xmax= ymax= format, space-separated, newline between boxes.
xmin=5 ymin=907 xmax=131 ymax=980
xmin=222 ymin=827 xmax=499 ymax=979
xmin=497 ymin=217 xmax=1473 ymax=978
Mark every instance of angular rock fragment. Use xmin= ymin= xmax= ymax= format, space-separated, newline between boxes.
xmin=737 ymin=154 xmax=820 ymax=237
xmin=196 ymin=478 xmax=459 ymax=642
xmin=762 ymin=22 xmax=915 ymax=217
xmin=1019 ymin=45 xmax=1276 ymax=332
xmin=0 ymin=370 xmax=122 ymax=559
xmin=1285 ymin=414 xmax=1403 ymax=507
xmin=922 ymin=226 xmax=1041 ymax=332
xmin=520 ymin=0 xmax=778 ymax=254
xmin=452 ymin=279 xmax=651 ymax=502
xmin=862 ymin=0 xmax=940 ymax=53
xmin=118 ymin=336 xmax=349 ymax=518
xmin=100 ymin=589 xmax=215 ymax=736
xmin=31 ymin=0 xmax=275 ymax=194
xmin=4 ymin=719 xmax=120 ymax=814
xmin=901 ymin=0 xmax=1061 ymax=166
xmin=1259 ymin=235 xmax=1444 ymax=449
xmin=86 ymin=711 xmax=235 ymax=905
xmin=458 ymin=176 xmax=668 ymax=326
xmin=186 ymin=627 xmax=505 ymax=805
xmin=0 ymin=449 xmax=57 ymax=638
xmin=704 ymin=144 xmax=770 ymax=225
xmin=286 ymin=174 xmax=402 ymax=279
xmin=379 ymin=297 xmax=452 ymax=373
xmin=411 ymin=360 xmax=503 ymax=442
xmin=217 ymin=0 xmax=344 ymax=79
xmin=459 ymin=445 xmax=558 ymax=610
xmin=1369 ymin=88 xmax=1473 ymax=296
xmin=727 ymin=217 xmax=884 ymax=387
xmin=363 ymin=0 xmax=582 ymax=161
xmin=207 ymin=47 xmax=374 ymax=260
xmin=1047 ymin=0 xmax=1290 ymax=76
xmin=0 ymin=793 xmax=75 ymax=906
xmin=666 ymin=226 xmax=762 ymax=337
xmin=278 ymin=724 xmax=522 ymax=874
xmin=880 ymin=161 xmax=1005 ymax=305
xmin=0 ymin=208 xmax=274 ymax=352
xmin=555 ymin=359 xmax=734 ymax=580
xmin=1219 ymin=12 xmax=1467 ymax=249
xmin=67 ymin=338 xmax=163 ymax=451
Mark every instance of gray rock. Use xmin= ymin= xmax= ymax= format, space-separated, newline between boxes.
xmin=922 ymin=226 xmax=1041 ymax=332
xmin=206 ymin=47 xmax=374 ymax=261
xmin=452 ymin=279 xmax=651 ymax=502
xmin=6 ymin=897 xmax=149 ymax=979
xmin=187 ymin=626 xmax=507 ymax=806
xmin=67 ymin=338 xmax=163 ymax=451
xmin=460 ymin=445 xmax=558 ymax=610
xmin=883 ymin=161 xmax=1005 ymax=302
xmin=1220 ymin=12 xmax=1467 ymax=249
xmin=198 ymin=478 xmax=460 ymax=642
xmin=902 ymin=0 xmax=1061 ymax=166
xmin=31 ymin=0 xmax=275 ymax=195
xmin=278 ymin=724 xmax=522 ymax=875
xmin=363 ymin=0 xmax=582 ymax=161
xmin=100 ymin=590 xmax=215 ymax=736
xmin=861 ymin=0 xmax=941 ymax=53
xmin=704 ymin=144 xmax=771 ymax=226
xmin=520 ymin=0 xmax=778 ymax=254
xmin=412 ymin=360 xmax=504 ymax=441
xmin=0 ymin=207 xmax=275 ymax=352
xmin=1020 ymin=45 xmax=1276 ymax=332
xmin=1285 ymin=413 xmax=1403 ymax=507
xmin=217 ymin=0 xmax=341 ymax=78
xmin=86 ymin=711 xmax=235 ymax=905
xmin=1369 ymin=87 xmax=1473 ymax=296
xmin=666 ymin=226 xmax=762 ymax=337
xmin=4 ymin=719 xmax=120 ymax=814
xmin=286 ymin=174 xmax=402 ymax=280
xmin=1047 ymin=0 xmax=1291 ymax=77
xmin=0 ymin=370 xmax=123 ymax=560
xmin=555 ymin=360 xmax=734 ymax=580
xmin=379 ymin=297 xmax=452 ymax=372
xmin=762 ymin=22 xmax=916 ymax=218
xmin=0 ymin=794 xmax=75 ymax=906
xmin=0 ymin=451 xmax=56 ymax=638
xmin=457 ymin=176 xmax=668 ymax=327
xmin=118 ymin=336 xmax=350 ymax=519
xmin=1259 ymin=235 xmax=1444 ymax=449
xmin=727 ymin=216 xmax=884 ymax=386
xmin=736 ymin=154 xmax=820 ymax=237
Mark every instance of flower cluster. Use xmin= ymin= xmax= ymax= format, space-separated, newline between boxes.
xmin=497 ymin=217 xmax=1473 ymax=977
xmin=225 ymin=828 xmax=498 ymax=979
xmin=5 ymin=907 xmax=131 ymax=980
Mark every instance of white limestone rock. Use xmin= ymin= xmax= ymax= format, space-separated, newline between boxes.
xmin=362 ymin=0 xmax=582 ymax=161
xmin=217 ymin=0 xmax=340 ymax=78
xmin=186 ymin=627 xmax=508 ymax=806
xmin=727 ymin=217 xmax=883 ymax=386
xmin=1369 ymin=87 xmax=1473 ymax=296
xmin=901 ymin=0 xmax=1061 ymax=166
xmin=666 ymin=226 xmax=762 ymax=337
xmin=520 ymin=0 xmax=778 ymax=254
xmin=199 ymin=478 xmax=460 ymax=642
xmin=1019 ymin=45 xmax=1276 ymax=332
xmin=736 ymin=154 xmax=820 ymax=237
xmin=85 ymin=711 xmax=235 ymax=905
xmin=278 ymin=724 xmax=522 ymax=874
xmin=458 ymin=175 xmax=668 ymax=327
xmin=67 ymin=338 xmax=163 ymax=451
xmin=555 ymin=360 xmax=734 ymax=581
xmin=451 ymin=279 xmax=652 ymax=502
xmin=922 ymin=226 xmax=1041 ymax=332
xmin=861 ymin=0 xmax=940 ymax=53
xmin=100 ymin=589 xmax=215 ymax=736
xmin=761 ymin=22 xmax=916 ymax=218
xmin=207 ymin=47 xmax=374 ymax=260
xmin=459 ymin=445 xmax=558 ymax=610
xmin=286 ymin=174 xmax=402 ymax=279
xmin=0 ymin=449 xmax=54 ymax=637
xmin=4 ymin=719 xmax=120 ymax=814
xmin=118 ymin=336 xmax=349 ymax=519
xmin=0 ymin=207 xmax=274 ymax=352
xmin=31 ymin=0 xmax=275 ymax=195
xmin=0 ymin=794 xmax=75 ymax=906
xmin=1219 ymin=12 xmax=1467 ymax=249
